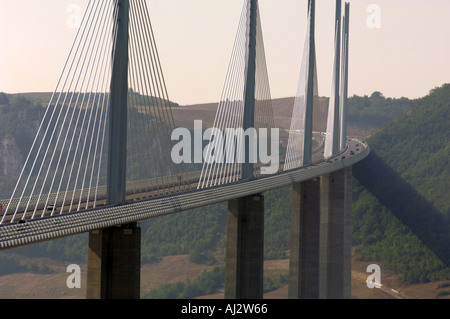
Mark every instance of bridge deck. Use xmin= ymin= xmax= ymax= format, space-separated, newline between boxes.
xmin=0 ymin=138 xmax=369 ymax=250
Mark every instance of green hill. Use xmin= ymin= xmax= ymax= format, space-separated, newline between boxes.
xmin=352 ymin=84 xmax=450 ymax=283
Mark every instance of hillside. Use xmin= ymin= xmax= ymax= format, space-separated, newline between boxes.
xmin=352 ymin=84 xmax=450 ymax=283
xmin=0 ymin=87 xmax=447 ymax=298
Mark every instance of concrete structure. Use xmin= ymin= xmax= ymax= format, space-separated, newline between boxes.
xmin=224 ymin=0 xmax=264 ymax=300
xmin=225 ymin=195 xmax=264 ymax=299
xmin=288 ymin=1 xmax=320 ymax=299
xmin=87 ymin=0 xmax=141 ymax=299
xmin=287 ymin=1 xmax=352 ymax=299
xmin=107 ymin=0 xmax=129 ymax=206
xmin=319 ymin=167 xmax=352 ymax=299
xmin=339 ymin=3 xmax=350 ymax=150
xmin=288 ymin=169 xmax=352 ymax=300
xmin=242 ymin=0 xmax=258 ymax=180
xmin=87 ymin=223 xmax=141 ymax=299
xmin=302 ymin=0 xmax=316 ymax=166
xmin=288 ymin=178 xmax=321 ymax=299
xmin=324 ymin=0 xmax=342 ymax=158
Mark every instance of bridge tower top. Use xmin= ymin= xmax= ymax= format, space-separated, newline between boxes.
xmin=107 ymin=0 xmax=129 ymax=206
xmin=242 ymin=0 xmax=258 ymax=180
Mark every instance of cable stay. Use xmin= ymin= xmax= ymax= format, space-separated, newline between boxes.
xmin=198 ymin=0 xmax=275 ymax=189
xmin=0 ymin=0 xmax=189 ymax=225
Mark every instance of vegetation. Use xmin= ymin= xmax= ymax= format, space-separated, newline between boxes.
xmin=0 ymin=94 xmax=44 ymax=158
xmin=142 ymin=266 xmax=288 ymax=299
xmin=347 ymin=91 xmax=414 ymax=128
xmin=263 ymin=187 xmax=290 ymax=260
xmin=0 ymin=92 xmax=9 ymax=105
xmin=4 ymin=235 xmax=88 ymax=265
xmin=263 ymin=274 xmax=289 ymax=293
xmin=0 ymin=252 xmax=53 ymax=275
xmin=352 ymin=84 xmax=450 ymax=283
xmin=435 ymin=281 xmax=450 ymax=298
xmin=0 ymin=87 xmax=448 ymax=291
xmin=140 ymin=203 xmax=227 ymax=265
xmin=0 ymin=253 xmax=24 ymax=276
xmin=436 ymin=290 xmax=450 ymax=298
xmin=437 ymin=282 xmax=450 ymax=289
xmin=142 ymin=266 xmax=225 ymax=299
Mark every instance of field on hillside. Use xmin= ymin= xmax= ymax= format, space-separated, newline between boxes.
xmin=0 ymin=254 xmax=449 ymax=299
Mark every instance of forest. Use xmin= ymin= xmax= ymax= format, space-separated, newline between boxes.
xmin=346 ymin=91 xmax=413 ymax=129
xmin=352 ymin=84 xmax=450 ymax=283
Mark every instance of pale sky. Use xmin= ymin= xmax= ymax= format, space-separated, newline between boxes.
xmin=0 ymin=0 xmax=449 ymax=105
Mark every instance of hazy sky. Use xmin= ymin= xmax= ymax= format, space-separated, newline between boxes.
xmin=1 ymin=0 xmax=450 ymax=105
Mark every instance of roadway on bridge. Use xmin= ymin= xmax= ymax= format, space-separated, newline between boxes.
xmin=0 ymin=132 xmax=325 ymax=224
xmin=0 ymin=138 xmax=369 ymax=250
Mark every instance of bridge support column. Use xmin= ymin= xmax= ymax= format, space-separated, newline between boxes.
xmin=319 ymin=167 xmax=352 ymax=299
xmin=225 ymin=194 xmax=264 ymax=299
xmin=288 ymin=178 xmax=321 ymax=299
xmin=87 ymin=223 xmax=141 ymax=299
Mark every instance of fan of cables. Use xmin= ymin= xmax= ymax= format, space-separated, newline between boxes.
xmin=1 ymin=0 xmax=189 ymax=225
xmin=198 ymin=0 xmax=275 ymax=190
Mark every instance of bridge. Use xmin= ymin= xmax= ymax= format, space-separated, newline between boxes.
xmin=0 ymin=0 xmax=369 ymax=299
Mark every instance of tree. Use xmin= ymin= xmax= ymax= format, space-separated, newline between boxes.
xmin=0 ymin=92 xmax=9 ymax=105
xmin=370 ymin=91 xmax=384 ymax=99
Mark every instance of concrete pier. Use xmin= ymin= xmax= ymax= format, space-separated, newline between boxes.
xmin=288 ymin=178 xmax=321 ymax=299
xmin=319 ymin=167 xmax=352 ymax=299
xmin=86 ymin=223 xmax=141 ymax=299
xmin=225 ymin=194 xmax=264 ymax=299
